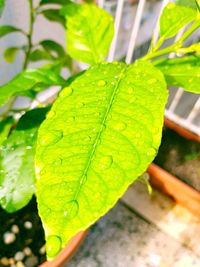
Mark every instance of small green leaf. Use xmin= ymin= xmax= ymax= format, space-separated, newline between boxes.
xmin=0 ymin=66 xmax=65 ymax=106
xmin=0 ymin=108 xmax=49 ymax=212
xmin=61 ymin=3 xmax=114 ymax=64
xmin=40 ymin=0 xmax=70 ymax=5
xmin=3 ymin=47 xmax=20 ymax=63
xmin=29 ymin=49 xmax=53 ymax=62
xmin=42 ymin=9 xmax=66 ymax=27
xmin=35 ymin=60 xmax=168 ymax=259
xmin=160 ymin=3 xmax=197 ymax=39
xmin=0 ymin=0 xmax=5 ymax=17
xmin=0 ymin=117 xmax=14 ymax=145
xmin=0 ymin=25 xmax=21 ymax=38
xmin=176 ymin=0 xmax=200 ymax=9
xmin=40 ymin=40 xmax=65 ymax=58
xmin=154 ymin=56 xmax=200 ymax=93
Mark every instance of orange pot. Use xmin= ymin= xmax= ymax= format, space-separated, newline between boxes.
xmin=40 ymin=231 xmax=87 ymax=267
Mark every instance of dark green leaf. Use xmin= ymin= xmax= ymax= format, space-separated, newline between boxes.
xmin=61 ymin=3 xmax=114 ymax=65
xmin=40 ymin=39 xmax=65 ymax=58
xmin=154 ymin=56 xmax=200 ymax=93
xmin=0 ymin=25 xmax=21 ymax=38
xmin=42 ymin=9 xmax=66 ymax=27
xmin=40 ymin=0 xmax=70 ymax=5
xmin=29 ymin=49 xmax=53 ymax=62
xmin=160 ymin=3 xmax=197 ymax=39
xmin=35 ymin=60 xmax=168 ymax=259
xmin=0 ymin=108 xmax=49 ymax=212
xmin=3 ymin=47 xmax=20 ymax=63
xmin=0 ymin=66 xmax=65 ymax=106
xmin=0 ymin=117 xmax=14 ymax=145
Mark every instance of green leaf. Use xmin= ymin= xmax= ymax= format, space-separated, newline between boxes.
xmin=160 ymin=3 xmax=197 ymax=39
xmin=0 ymin=108 xmax=49 ymax=212
xmin=0 ymin=66 xmax=65 ymax=106
xmin=3 ymin=47 xmax=20 ymax=63
xmin=0 ymin=117 xmax=14 ymax=145
xmin=154 ymin=56 xmax=200 ymax=93
xmin=0 ymin=25 xmax=21 ymax=38
xmin=42 ymin=9 xmax=66 ymax=27
xmin=0 ymin=0 xmax=5 ymax=17
xmin=61 ymin=3 xmax=114 ymax=65
xmin=40 ymin=0 xmax=70 ymax=5
xmin=35 ymin=61 xmax=168 ymax=259
xmin=29 ymin=49 xmax=53 ymax=62
xmin=40 ymin=40 xmax=65 ymax=58
xmin=176 ymin=0 xmax=200 ymax=9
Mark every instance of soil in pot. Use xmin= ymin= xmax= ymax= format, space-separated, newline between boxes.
xmin=154 ymin=127 xmax=200 ymax=192
xmin=0 ymin=196 xmax=46 ymax=267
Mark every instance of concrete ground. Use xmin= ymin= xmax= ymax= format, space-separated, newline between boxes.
xmin=64 ymin=183 xmax=200 ymax=267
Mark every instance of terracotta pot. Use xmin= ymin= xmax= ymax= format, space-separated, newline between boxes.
xmin=40 ymin=231 xmax=87 ymax=267
xmin=148 ymin=163 xmax=200 ymax=218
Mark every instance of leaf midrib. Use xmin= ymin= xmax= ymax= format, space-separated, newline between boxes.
xmin=71 ymin=64 xmax=127 ymax=206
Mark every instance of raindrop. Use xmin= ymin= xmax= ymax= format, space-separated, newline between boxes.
xmin=60 ymin=87 xmax=73 ymax=98
xmin=53 ymin=158 xmax=62 ymax=166
xmin=47 ymin=111 xmax=56 ymax=119
xmin=76 ymin=102 xmax=85 ymax=108
xmin=26 ymin=145 xmax=32 ymax=150
xmin=113 ymin=122 xmax=127 ymax=131
xmin=64 ymin=200 xmax=79 ymax=219
xmin=41 ymin=130 xmax=63 ymax=146
xmin=114 ymin=75 xmax=118 ymax=79
xmin=146 ymin=148 xmax=156 ymax=157
xmin=127 ymin=87 xmax=134 ymax=94
xmin=46 ymin=235 xmax=62 ymax=259
xmin=98 ymin=80 xmax=106 ymax=87
xmin=99 ymin=155 xmax=113 ymax=170
xmin=147 ymin=78 xmax=157 ymax=84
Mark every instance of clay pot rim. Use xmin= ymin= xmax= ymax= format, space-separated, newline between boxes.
xmin=39 ymin=231 xmax=87 ymax=267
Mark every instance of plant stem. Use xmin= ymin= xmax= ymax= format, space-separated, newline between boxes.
xmin=23 ymin=0 xmax=34 ymax=70
xmin=142 ymin=19 xmax=200 ymax=61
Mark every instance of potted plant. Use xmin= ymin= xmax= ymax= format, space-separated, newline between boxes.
xmin=0 ymin=0 xmax=200 ymax=266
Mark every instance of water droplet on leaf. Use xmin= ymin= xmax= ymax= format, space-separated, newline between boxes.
xmin=127 ymin=87 xmax=134 ymax=94
xmin=46 ymin=235 xmax=62 ymax=259
xmin=99 ymin=155 xmax=113 ymax=170
xmin=41 ymin=130 xmax=63 ymax=146
xmin=60 ymin=87 xmax=73 ymax=98
xmin=98 ymin=80 xmax=106 ymax=87
xmin=113 ymin=122 xmax=127 ymax=131
xmin=146 ymin=148 xmax=156 ymax=157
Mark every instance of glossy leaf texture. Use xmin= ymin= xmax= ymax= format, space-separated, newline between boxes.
xmin=0 ymin=108 xmax=49 ymax=212
xmin=160 ymin=3 xmax=197 ymax=39
xmin=35 ymin=61 xmax=168 ymax=259
xmin=0 ymin=66 xmax=65 ymax=107
xmin=154 ymin=56 xmax=200 ymax=93
xmin=0 ymin=25 xmax=21 ymax=38
xmin=61 ymin=2 xmax=114 ymax=65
